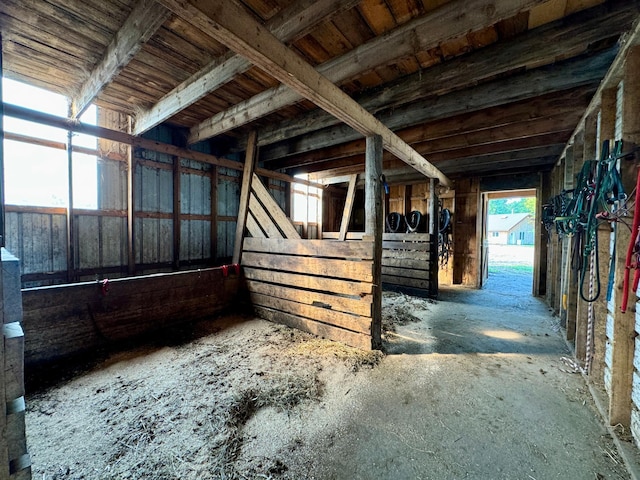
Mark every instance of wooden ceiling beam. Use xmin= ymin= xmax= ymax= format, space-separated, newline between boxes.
xmin=187 ymin=0 xmax=547 ymax=144
xmin=260 ymin=48 xmax=615 ymax=162
xmin=292 ymin=130 xmax=572 ymax=177
xmin=70 ymin=0 xmax=170 ymax=118
xmin=157 ymin=0 xmax=454 ymax=186
xmin=133 ymin=0 xmax=360 ymax=134
xmin=252 ymin=1 xmax=638 ymax=149
xmin=273 ymin=110 xmax=582 ymax=171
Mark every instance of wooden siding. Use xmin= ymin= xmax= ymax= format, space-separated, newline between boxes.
xmin=21 ymin=267 xmax=239 ymax=365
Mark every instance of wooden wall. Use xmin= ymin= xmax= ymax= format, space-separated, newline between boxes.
xmin=21 ymin=267 xmax=239 ymax=365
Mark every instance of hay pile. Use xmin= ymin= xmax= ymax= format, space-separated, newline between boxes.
xmin=26 ymin=317 xmax=382 ymax=480
xmin=382 ymin=291 xmax=433 ymax=332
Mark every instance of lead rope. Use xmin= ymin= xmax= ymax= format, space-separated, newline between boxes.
xmin=586 ymin=246 xmax=596 ymax=374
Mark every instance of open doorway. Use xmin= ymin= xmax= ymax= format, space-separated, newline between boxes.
xmin=481 ymin=190 xmax=537 ymax=295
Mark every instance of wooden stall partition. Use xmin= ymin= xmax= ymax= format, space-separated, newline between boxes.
xmin=237 ymin=161 xmax=379 ymax=349
xmin=242 ymin=237 xmax=376 ymax=350
xmin=21 ymin=267 xmax=240 ymax=365
xmin=381 ymin=232 xmax=437 ymax=298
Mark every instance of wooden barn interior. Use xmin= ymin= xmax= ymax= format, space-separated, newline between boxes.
xmin=4 ymin=0 xmax=640 ymax=477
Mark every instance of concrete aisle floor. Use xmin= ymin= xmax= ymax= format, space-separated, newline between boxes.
xmin=292 ymin=269 xmax=631 ymax=480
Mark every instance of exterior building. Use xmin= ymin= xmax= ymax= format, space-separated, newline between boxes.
xmin=487 ymin=213 xmax=534 ymax=245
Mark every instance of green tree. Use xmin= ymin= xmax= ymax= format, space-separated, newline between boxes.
xmin=488 ymin=197 xmax=535 ymax=215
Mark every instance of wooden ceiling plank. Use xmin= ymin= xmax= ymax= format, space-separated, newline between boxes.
xmin=188 ymin=0 xmax=546 ymax=144
xmin=133 ymin=0 xmax=361 ymax=135
xmin=70 ymin=0 xmax=170 ymax=118
xmin=253 ymin=1 xmax=636 ymax=150
xmin=159 ymin=0 xmax=454 ymax=185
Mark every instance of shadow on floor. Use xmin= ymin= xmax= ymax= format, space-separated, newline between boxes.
xmin=384 ymin=267 xmax=561 ymax=356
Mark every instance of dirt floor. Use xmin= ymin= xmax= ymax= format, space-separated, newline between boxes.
xmin=26 ymin=245 xmax=632 ymax=479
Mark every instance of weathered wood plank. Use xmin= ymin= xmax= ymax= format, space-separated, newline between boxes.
xmin=232 ymin=131 xmax=257 ymax=264
xmin=254 ymin=306 xmax=372 ymax=350
xmin=381 ymin=257 xmax=430 ymax=269
xmin=382 ymin=240 xmax=432 ymax=251
xmin=382 ymin=250 xmax=431 ymax=261
xmin=246 ymin=279 xmax=371 ymax=317
xmin=338 ymin=174 xmax=358 ymax=241
xmin=133 ymin=0 xmax=361 ymax=133
xmin=383 ymin=233 xmax=433 ymax=242
xmin=251 ymin=174 xmax=301 ymax=239
xmin=241 ymin=252 xmax=373 ymax=282
xmin=250 ymin=292 xmax=371 ymax=334
xmin=249 ymin=192 xmax=283 ymax=238
xmin=381 ymin=275 xmax=430 ymax=290
xmin=243 ymin=237 xmax=373 ymax=259
xmin=243 ymin=267 xmax=373 ymax=296
xmin=71 ymin=0 xmax=170 ymax=117
xmin=382 ymin=265 xmax=428 ymax=278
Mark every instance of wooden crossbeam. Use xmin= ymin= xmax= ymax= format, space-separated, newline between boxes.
xmin=70 ymin=0 xmax=170 ymax=118
xmin=133 ymin=0 xmax=360 ymax=134
xmin=157 ymin=0 xmax=453 ymax=186
xmin=251 ymin=1 xmax=638 ymax=150
xmin=187 ymin=0 xmax=546 ymax=145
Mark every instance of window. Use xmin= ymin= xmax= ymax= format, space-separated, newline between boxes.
xmin=519 ymin=231 xmax=525 ymax=240
xmin=3 ymin=78 xmax=98 ymax=208
xmin=491 ymin=231 xmax=499 ymax=237
xmin=292 ymin=175 xmax=321 ymax=224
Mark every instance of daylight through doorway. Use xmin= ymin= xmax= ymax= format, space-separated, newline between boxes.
xmin=485 ymin=195 xmax=535 ymax=295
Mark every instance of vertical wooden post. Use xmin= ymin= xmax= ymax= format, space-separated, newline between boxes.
xmin=232 ymin=131 xmax=258 ymax=265
xmin=365 ymin=135 xmax=383 ymax=349
xmin=404 ymin=184 xmax=412 ymax=220
xmin=608 ymin=47 xmax=640 ymax=427
xmin=429 ymin=178 xmax=439 ymax=297
xmin=534 ymin=171 xmax=549 ymax=297
xmin=210 ymin=166 xmax=218 ymax=263
xmin=126 ymin=116 xmax=135 ymax=275
xmin=338 ymin=174 xmax=358 ymax=241
xmin=0 ymin=33 xmax=4 ymax=250
xmin=576 ymin=114 xmax=598 ymax=362
xmin=172 ymin=156 xmax=181 ymax=270
xmin=591 ymin=88 xmax=617 ymax=383
xmin=0 ymin=32 xmax=9 ymax=479
xmin=66 ymin=128 xmax=75 ymax=283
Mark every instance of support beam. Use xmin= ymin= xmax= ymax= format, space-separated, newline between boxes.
xmin=365 ymin=135 xmax=383 ymax=349
xmin=157 ymin=0 xmax=452 ymax=186
xmin=338 ymin=174 xmax=358 ymax=241
xmin=66 ymin=129 xmax=75 ymax=283
xmin=71 ymin=0 xmax=170 ymax=117
xmin=186 ymin=0 xmax=547 ymax=144
xmin=126 ymin=117 xmax=135 ymax=275
xmin=251 ymin=1 xmax=637 ymax=150
xmin=232 ymin=131 xmax=258 ymax=265
xmin=172 ymin=156 xmax=181 ymax=270
xmin=133 ymin=0 xmax=360 ymax=134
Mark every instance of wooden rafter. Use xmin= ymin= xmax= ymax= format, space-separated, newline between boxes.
xmin=186 ymin=0 xmax=547 ymax=144
xmin=260 ymin=48 xmax=616 ymax=162
xmin=70 ymin=0 xmax=170 ymax=118
xmin=133 ymin=0 xmax=360 ymax=134
xmin=156 ymin=0 xmax=453 ymax=186
xmin=250 ymin=1 xmax=638 ymax=151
